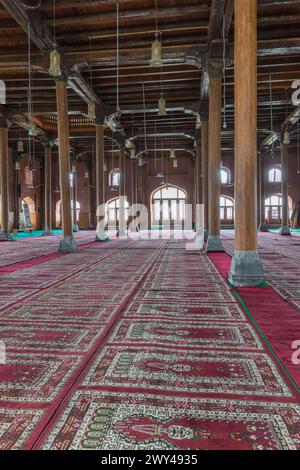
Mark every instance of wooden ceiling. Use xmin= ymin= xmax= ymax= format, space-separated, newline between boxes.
xmin=1 ymin=0 xmax=300 ymax=161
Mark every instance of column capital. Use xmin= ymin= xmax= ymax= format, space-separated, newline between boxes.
xmin=95 ymin=115 xmax=106 ymax=126
xmin=205 ymin=58 xmax=223 ymax=79
xmin=0 ymin=117 xmax=10 ymax=128
xmin=42 ymin=142 xmax=52 ymax=150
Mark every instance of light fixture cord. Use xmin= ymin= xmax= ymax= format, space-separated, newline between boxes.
xmin=154 ymin=117 xmax=157 ymax=168
xmin=297 ymin=121 xmax=300 ymax=175
xmin=53 ymin=0 xmax=56 ymax=44
xmin=269 ymin=73 xmax=274 ymax=154
xmin=222 ymin=16 xmax=227 ymax=129
xmin=116 ymin=0 xmax=120 ymax=113
xmin=27 ymin=22 xmax=32 ymax=167
xmin=155 ymin=0 xmax=158 ymax=37
xmin=143 ymin=83 xmax=147 ymax=152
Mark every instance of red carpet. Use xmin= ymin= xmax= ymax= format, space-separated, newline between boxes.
xmin=0 ymin=236 xmax=300 ymax=450
xmin=209 ymin=252 xmax=300 ymax=392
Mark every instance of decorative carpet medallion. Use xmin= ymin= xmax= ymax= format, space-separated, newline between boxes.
xmin=109 ymin=319 xmax=263 ymax=350
xmin=40 ymin=391 xmax=300 ymax=450
xmin=1 ymin=303 xmax=119 ymax=324
xmin=82 ymin=346 xmax=292 ymax=398
xmin=0 ymin=353 xmax=83 ymax=403
xmin=32 ymin=289 xmax=129 ymax=305
xmin=135 ymin=289 xmax=235 ymax=303
xmin=0 ymin=408 xmax=44 ymax=450
xmin=0 ymin=322 xmax=105 ymax=352
xmin=123 ymin=301 xmax=247 ymax=322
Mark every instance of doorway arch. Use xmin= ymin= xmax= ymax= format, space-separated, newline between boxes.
xmin=151 ymin=184 xmax=187 ymax=227
xmin=55 ymin=200 xmax=80 ymax=228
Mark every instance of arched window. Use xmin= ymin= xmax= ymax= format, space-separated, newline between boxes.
xmin=220 ymin=168 xmax=230 ymax=185
xmin=265 ymin=195 xmax=282 ymax=223
xmin=109 ymin=169 xmax=120 ymax=186
xmin=220 ymin=196 xmax=234 ymax=222
xmin=151 ymin=185 xmax=187 ymax=224
xmin=106 ymin=198 xmax=129 ymax=221
xmin=268 ymin=168 xmax=281 ymax=183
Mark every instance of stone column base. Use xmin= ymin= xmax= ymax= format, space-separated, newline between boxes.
xmin=279 ymin=225 xmax=291 ymax=236
xmin=258 ymin=223 xmax=268 ymax=232
xmin=42 ymin=229 xmax=53 ymax=236
xmin=228 ymin=250 xmax=266 ymax=287
xmin=0 ymin=231 xmax=15 ymax=242
xmin=206 ymin=234 xmax=224 ymax=252
xmin=72 ymin=224 xmax=80 ymax=233
xmin=95 ymin=230 xmax=109 ymax=242
xmin=58 ymin=236 xmax=78 ymax=253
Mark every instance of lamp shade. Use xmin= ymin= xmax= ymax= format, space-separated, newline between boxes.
xmin=15 ymin=160 xmax=20 ymax=170
xmin=169 ymin=148 xmax=176 ymax=159
xmin=87 ymin=102 xmax=96 ymax=120
xmin=173 ymin=159 xmax=178 ymax=168
xmin=49 ymin=47 xmax=62 ymax=77
xmin=283 ymin=130 xmax=290 ymax=145
xmin=150 ymin=38 xmax=162 ymax=67
xmin=158 ymin=95 xmax=167 ymax=116
xmin=17 ymin=140 xmax=24 ymax=153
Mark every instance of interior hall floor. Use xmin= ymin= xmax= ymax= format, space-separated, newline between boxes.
xmin=0 ymin=231 xmax=300 ymax=450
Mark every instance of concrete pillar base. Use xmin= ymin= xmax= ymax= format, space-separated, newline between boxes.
xmin=58 ymin=236 xmax=78 ymax=253
xmin=258 ymin=223 xmax=268 ymax=232
xmin=228 ymin=250 xmax=266 ymax=287
xmin=279 ymin=225 xmax=291 ymax=236
xmin=206 ymin=234 xmax=224 ymax=252
xmin=204 ymin=229 xmax=208 ymax=242
xmin=0 ymin=231 xmax=15 ymax=242
xmin=72 ymin=224 xmax=80 ymax=233
xmin=95 ymin=230 xmax=109 ymax=242
xmin=42 ymin=229 xmax=53 ymax=236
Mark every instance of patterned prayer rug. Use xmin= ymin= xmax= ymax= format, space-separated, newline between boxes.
xmin=123 ymin=301 xmax=247 ymax=322
xmin=108 ymin=319 xmax=263 ymax=350
xmin=0 ymin=353 xmax=83 ymax=403
xmin=0 ymin=408 xmax=44 ymax=450
xmin=82 ymin=345 xmax=292 ymax=398
xmin=39 ymin=390 xmax=300 ymax=450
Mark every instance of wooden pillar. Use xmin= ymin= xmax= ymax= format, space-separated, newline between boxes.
xmin=14 ymin=155 xmax=21 ymax=230
xmin=279 ymin=143 xmax=291 ymax=235
xmin=56 ymin=79 xmax=77 ymax=252
xmin=95 ymin=121 xmax=108 ymax=241
xmin=229 ymin=0 xmax=265 ymax=286
xmin=201 ymin=121 xmax=209 ymax=240
xmin=0 ymin=121 xmax=13 ymax=241
xmin=43 ymin=144 xmax=53 ymax=236
xmin=118 ymin=143 xmax=126 ymax=237
xmin=206 ymin=66 xmax=224 ymax=251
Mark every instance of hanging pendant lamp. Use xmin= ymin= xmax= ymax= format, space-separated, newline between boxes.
xmin=18 ymin=139 xmax=24 ymax=153
xmin=29 ymin=123 xmax=38 ymax=137
xmin=169 ymin=148 xmax=176 ymax=159
xmin=158 ymin=94 xmax=166 ymax=116
xmin=150 ymin=34 xmax=162 ymax=67
xmin=49 ymin=45 xmax=62 ymax=77
xmin=283 ymin=130 xmax=290 ymax=145
xmin=150 ymin=1 xmax=162 ymax=67
xmin=87 ymin=102 xmax=96 ymax=120
xmin=49 ymin=1 xmax=61 ymax=77
xmin=173 ymin=159 xmax=178 ymax=168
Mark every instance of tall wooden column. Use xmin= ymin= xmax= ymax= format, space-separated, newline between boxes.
xmin=56 ymin=79 xmax=77 ymax=252
xmin=279 ymin=142 xmax=291 ymax=235
xmin=95 ymin=121 xmax=108 ymax=241
xmin=0 ymin=121 xmax=13 ymax=241
xmin=42 ymin=144 xmax=53 ymax=236
xmin=118 ymin=143 xmax=126 ymax=237
xmin=201 ymin=121 xmax=209 ymax=240
xmin=206 ymin=65 xmax=224 ymax=251
xmin=229 ymin=0 xmax=265 ymax=286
